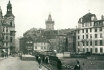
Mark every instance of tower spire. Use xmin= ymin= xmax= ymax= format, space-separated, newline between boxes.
xmin=4 ymin=0 xmax=14 ymax=17
xmin=9 ymin=0 xmax=11 ymax=4
xmin=48 ymin=14 xmax=52 ymax=21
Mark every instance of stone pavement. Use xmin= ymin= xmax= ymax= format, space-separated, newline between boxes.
xmin=0 ymin=56 xmax=47 ymax=70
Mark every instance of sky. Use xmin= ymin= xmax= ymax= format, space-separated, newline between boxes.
xmin=0 ymin=0 xmax=104 ymax=38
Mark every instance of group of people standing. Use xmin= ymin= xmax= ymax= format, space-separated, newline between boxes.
xmin=36 ymin=55 xmax=49 ymax=65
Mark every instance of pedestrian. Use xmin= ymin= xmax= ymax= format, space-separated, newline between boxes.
xmin=38 ymin=57 xmax=41 ymax=65
xmin=74 ymin=60 xmax=82 ymax=70
xmin=36 ymin=55 xmax=38 ymax=61
xmin=57 ymin=58 xmax=62 ymax=70
xmin=46 ymin=56 xmax=48 ymax=64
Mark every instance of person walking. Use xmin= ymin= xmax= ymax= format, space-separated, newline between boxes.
xmin=38 ymin=57 xmax=41 ymax=65
xmin=74 ymin=60 xmax=82 ymax=70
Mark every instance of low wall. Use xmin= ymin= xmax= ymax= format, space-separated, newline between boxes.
xmin=70 ymin=54 xmax=86 ymax=58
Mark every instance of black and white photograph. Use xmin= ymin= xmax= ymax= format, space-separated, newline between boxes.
xmin=0 ymin=0 xmax=104 ymax=70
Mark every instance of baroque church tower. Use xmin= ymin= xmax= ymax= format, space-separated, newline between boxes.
xmin=45 ymin=14 xmax=54 ymax=30
xmin=1 ymin=0 xmax=16 ymax=55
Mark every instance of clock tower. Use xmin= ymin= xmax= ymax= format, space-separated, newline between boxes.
xmin=45 ymin=14 xmax=55 ymax=30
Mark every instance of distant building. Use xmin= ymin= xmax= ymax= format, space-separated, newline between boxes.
xmin=33 ymin=36 xmax=50 ymax=52
xmin=67 ymin=30 xmax=76 ymax=52
xmin=76 ymin=12 xmax=104 ymax=53
xmin=0 ymin=1 xmax=16 ymax=55
xmin=19 ymin=35 xmax=35 ymax=54
xmin=20 ymin=14 xmax=74 ymax=54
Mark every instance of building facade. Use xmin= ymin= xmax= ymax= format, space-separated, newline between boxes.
xmin=33 ymin=36 xmax=50 ymax=52
xmin=76 ymin=12 xmax=104 ymax=54
xmin=0 ymin=1 xmax=16 ymax=55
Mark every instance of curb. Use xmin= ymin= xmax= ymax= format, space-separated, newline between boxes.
xmin=42 ymin=64 xmax=51 ymax=70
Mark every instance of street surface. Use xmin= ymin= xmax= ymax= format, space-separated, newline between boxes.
xmin=0 ymin=56 xmax=47 ymax=70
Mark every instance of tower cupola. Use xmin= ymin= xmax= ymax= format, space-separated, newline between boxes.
xmin=45 ymin=14 xmax=55 ymax=30
xmin=4 ymin=0 xmax=14 ymax=17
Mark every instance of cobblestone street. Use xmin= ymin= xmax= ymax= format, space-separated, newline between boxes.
xmin=0 ymin=56 xmax=47 ymax=70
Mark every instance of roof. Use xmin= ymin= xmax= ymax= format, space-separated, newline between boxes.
xmin=78 ymin=12 xmax=97 ymax=23
xmin=44 ymin=30 xmax=58 ymax=35
xmin=34 ymin=36 xmax=48 ymax=43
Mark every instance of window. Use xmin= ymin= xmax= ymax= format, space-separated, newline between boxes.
xmin=3 ymin=36 xmax=4 ymax=40
xmin=86 ymin=35 xmax=88 ymax=39
xmin=95 ymin=48 xmax=98 ymax=53
xmin=99 ymin=27 xmax=102 ymax=31
xmin=90 ymin=34 xmax=92 ymax=38
xmin=78 ymin=36 xmax=80 ymax=39
xmin=90 ymin=28 xmax=92 ymax=32
xmin=10 ymin=37 xmax=12 ymax=42
xmin=83 ymin=42 xmax=84 ymax=46
xmin=100 ymin=33 xmax=102 ymax=38
xmin=95 ymin=41 xmax=97 ymax=46
xmin=83 ymin=35 xmax=84 ymax=39
xmin=44 ymin=46 xmax=46 ymax=49
xmin=100 ymin=48 xmax=103 ymax=53
xmin=82 ymin=24 xmax=84 ymax=27
xmin=86 ymin=48 xmax=88 ymax=52
xmin=78 ymin=48 xmax=80 ymax=52
xmin=6 ymin=27 xmax=8 ymax=32
xmin=95 ymin=28 xmax=97 ymax=32
xmin=90 ymin=22 xmax=92 ymax=26
xmin=83 ymin=48 xmax=85 ymax=52
xmin=86 ymin=29 xmax=88 ymax=33
xmin=100 ymin=40 xmax=102 ymax=46
xmin=90 ymin=48 xmax=92 ymax=52
xmin=10 ymin=32 xmax=12 ymax=35
xmin=6 ymin=36 xmax=8 ymax=40
xmin=3 ymin=27 xmax=4 ymax=32
xmin=86 ymin=41 xmax=88 ymax=46
xmin=90 ymin=41 xmax=92 ymax=46
xmin=95 ymin=34 xmax=97 ymax=38
xmin=82 ymin=29 xmax=84 ymax=33
xmin=35 ymin=46 xmax=37 ymax=49
xmin=10 ymin=21 xmax=12 ymax=26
